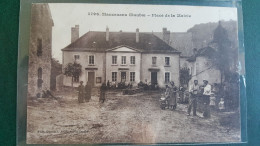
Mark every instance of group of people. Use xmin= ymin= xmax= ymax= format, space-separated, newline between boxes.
xmin=163 ymin=79 xmax=214 ymax=118
xmin=187 ymin=79 xmax=212 ymax=118
xmin=78 ymin=78 xmax=219 ymax=118
xmin=164 ymin=81 xmax=178 ymax=110
xmin=77 ymin=81 xmax=107 ymax=103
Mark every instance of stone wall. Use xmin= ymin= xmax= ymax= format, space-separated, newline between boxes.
xmin=27 ymin=4 xmax=53 ymax=97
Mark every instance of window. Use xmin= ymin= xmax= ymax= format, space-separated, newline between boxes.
xmin=73 ymin=76 xmax=79 ymax=82
xmin=152 ymin=57 xmax=157 ymax=65
xmin=96 ymin=77 xmax=102 ymax=83
xmin=38 ymin=67 xmax=42 ymax=79
xmin=112 ymin=56 xmax=117 ymax=64
xmin=121 ymin=56 xmax=126 ymax=65
xmin=37 ymin=67 xmax=43 ymax=88
xmin=130 ymin=72 xmax=135 ymax=82
xmin=37 ymin=38 xmax=42 ymax=56
xmin=165 ymin=72 xmax=170 ymax=83
xmin=130 ymin=56 xmax=135 ymax=65
xmin=112 ymin=72 xmax=117 ymax=82
xmin=74 ymin=55 xmax=80 ymax=60
xmin=165 ymin=57 xmax=170 ymax=66
xmin=89 ymin=55 xmax=94 ymax=65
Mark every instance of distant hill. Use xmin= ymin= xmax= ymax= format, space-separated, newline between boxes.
xmin=153 ymin=20 xmax=238 ymax=57
xmin=187 ymin=20 xmax=238 ymax=50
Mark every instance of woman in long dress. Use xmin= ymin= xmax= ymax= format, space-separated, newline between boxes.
xmin=165 ymin=85 xmax=170 ymax=108
xmin=169 ymin=81 xmax=178 ymax=110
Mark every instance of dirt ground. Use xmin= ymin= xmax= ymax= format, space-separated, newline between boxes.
xmin=27 ymin=88 xmax=241 ymax=144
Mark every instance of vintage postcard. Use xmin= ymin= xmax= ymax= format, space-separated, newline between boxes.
xmin=25 ymin=3 xmax=242 ymax=144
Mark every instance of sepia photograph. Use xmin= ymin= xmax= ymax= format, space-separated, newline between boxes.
xmin=26 ymin=3 xmax=241 ymax=144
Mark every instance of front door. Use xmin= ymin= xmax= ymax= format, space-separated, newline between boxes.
xmin=151 ymin=72 xmax=157 ymax=84
xmin=88 ymin=72 xmax=95 ymax=86
xmin=121 ymin=72 xmax=126 ymax=82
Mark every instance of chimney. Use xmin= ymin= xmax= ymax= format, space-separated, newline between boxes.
xmin=106 ymin=27 xmax=109 ymax=41
xmin=136 ymin=28 xmax=139 ymax=43
xmin=162 ymin=27 xmax=170 ymax=44
xmin=71 ymin=25 xmax=79 ymax=43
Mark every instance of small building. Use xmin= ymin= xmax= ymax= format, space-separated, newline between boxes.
xmin=187 ymin=47 xmax=221 ymax=85
xmin=62 ymin=27 xmax=181 ymax=87
xmin=27 ymin=4 xmax=54 ymax=97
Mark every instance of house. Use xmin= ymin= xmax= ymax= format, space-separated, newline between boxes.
xmin=155 ymin=23 xmax=235 ymax=87
xmin=187 ymin=47 xmax=221 ymax=85
xmin=27 ymin=4 xmax=54 ymax=97
xmin=154 ymin=28 xmax=194 ymax=87
xmin=62 ymin=27 xmax=181 ymax=87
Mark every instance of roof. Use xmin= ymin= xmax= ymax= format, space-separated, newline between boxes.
xmin=62 ymin=31 xmax=180 ymax=53
xmin=153 ymin=32 xmax=193 ymax=57
xmin=187 ymin=46 xmax=216 ymax=62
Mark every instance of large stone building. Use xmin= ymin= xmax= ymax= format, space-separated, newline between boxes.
xmin=62 ymin=27 xmax=180 ymax=87
xmin=62 ymin=21 xmax=236 ymax=88
xmin=27 ymin=4 xmax=54 ymax=97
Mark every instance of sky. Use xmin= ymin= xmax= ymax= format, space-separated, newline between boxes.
xmin=48 ymin=3 xmax=238 ymax=62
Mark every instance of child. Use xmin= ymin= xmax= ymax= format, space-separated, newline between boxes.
xmin=209 ymin=93 xmax=216 ymax=112
xmin=218 ymin=98 xmax=225 ymax=112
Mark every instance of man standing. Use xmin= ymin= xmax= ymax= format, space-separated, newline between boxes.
xmin=203 ymin=80 xmax=211 ymax=118
xmin=85 ymin=81 xmax=92 ymax=102
xmin=107 ymin=80 xmax=110 ymax=89
xmin=169 ymin=81 xmax=178 ymax=110
xmin=78 ymin=81 xmax=84 ymax=103
xmin=187 ymin=80 xmax=199 ymax=116
xmin=99 ymin=83 xmax=106 ymax=103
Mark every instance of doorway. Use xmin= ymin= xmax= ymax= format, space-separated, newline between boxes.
xmin=151 ymin=72 xmax=157 ymax=84
xmin=121 ymin=72 xmax=126 ymax=82
xmin=88 ymin=72 xmax=95 ymax=86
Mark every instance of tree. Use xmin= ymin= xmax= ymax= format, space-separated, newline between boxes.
xmin=210 ymin=21 xmax=239 ymax=110
xmin=180 ymin=67 xmax=191 ymax=88
xmin=210 ymin=21 xmax=234 ymax=85
xmin=64 ymin=62 xmax=82 ymax=87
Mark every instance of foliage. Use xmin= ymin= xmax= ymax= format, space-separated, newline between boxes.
xmin=210 ymin=22 xmax=239 ymax=110
xmin=50 ymin=58 xmax=62 ymax=90
xmin=180 ymin=67 xmax=191 ymax=86
xmin=210 ymin=22 xmax=236 ymax=84
xmin=64 ymin=62 xmax=82 ymax=86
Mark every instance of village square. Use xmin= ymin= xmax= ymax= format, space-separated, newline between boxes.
xmin=26 ymin=4 xmax=241 ymax=144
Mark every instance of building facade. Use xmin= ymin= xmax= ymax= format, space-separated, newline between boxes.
xmin=27 ymin=4 xmax=54 ymax=97
xmin=187 ymin=47 xmax=221 ymax=85
xmin=62 ymin=27 xmax=180 ymax=87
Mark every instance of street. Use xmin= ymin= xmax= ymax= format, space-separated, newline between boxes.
xmin=27 ymin=88 xmax=240 ymax=144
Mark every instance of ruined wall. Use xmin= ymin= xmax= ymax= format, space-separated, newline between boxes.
xmin=27 ymin=4 xmax=53 ymax=97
